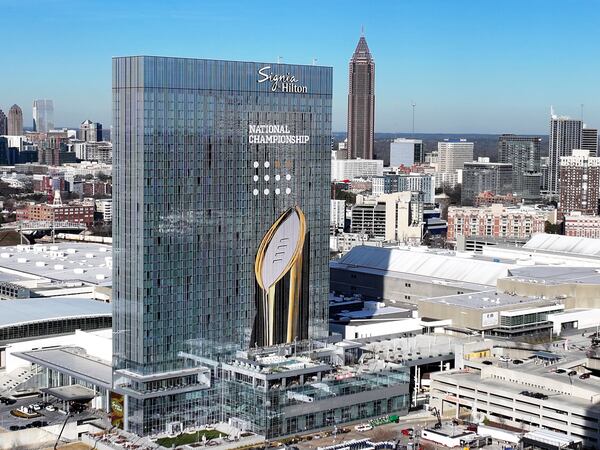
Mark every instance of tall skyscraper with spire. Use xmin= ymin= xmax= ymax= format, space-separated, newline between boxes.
xmin=347 ymin=32 xmax=375 ymax=160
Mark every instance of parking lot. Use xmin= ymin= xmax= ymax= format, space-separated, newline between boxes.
xmin=0 ymin=393 xmax=99 ymax=432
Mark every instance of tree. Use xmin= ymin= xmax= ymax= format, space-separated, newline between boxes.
xmin=544 ymin=221 xmax=561 ymax=234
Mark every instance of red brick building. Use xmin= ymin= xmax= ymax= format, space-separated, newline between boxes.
xmin=564 ymin=214 xmax=600 ymax=238
xmin=16 ymin=202 xmax=95 ymax=227
xmin=559 ymin=150 xmax=600 ymax=216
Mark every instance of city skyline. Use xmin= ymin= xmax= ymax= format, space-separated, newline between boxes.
xmin=1 ymin=0 xmax=599 ymax=134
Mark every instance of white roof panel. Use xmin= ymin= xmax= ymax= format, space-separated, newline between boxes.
xmin=334 ymin=246 xmax=513 ymax=286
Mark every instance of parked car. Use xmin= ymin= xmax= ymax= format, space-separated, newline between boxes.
xmin=482 ymin=360 xmax=493 ymax=365
xmin=512 ymin=359 xmax=523 ymax=365
xmin=32 ymin=404 xmax=42 ymax=411
xmin=568 ymin=370 xmax=577 ymax=376
xmin=401 ymin=428 xmax=414 ymax=436
xmin=555 ymin=368 xmax=567 ymax=374
xmin=579 ymin=373 xmax=591 ymax=379
xmin=499 ymin=355 xmax=511 ymax=362
xmin=45 ymin=405 xmax=56 ymax=412
xmin=354 ymin=423 xmax=373 ymax=432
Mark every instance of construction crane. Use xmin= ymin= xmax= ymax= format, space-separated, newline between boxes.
xmin=430 ymin=406 xmax=442 ymax=429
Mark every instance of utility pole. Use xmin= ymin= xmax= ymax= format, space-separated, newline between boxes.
xmin=411 ymin=101 xmax=416 ymax=135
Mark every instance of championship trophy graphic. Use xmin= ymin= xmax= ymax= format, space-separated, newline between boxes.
xmin=253 ymin=206 xmax=310 ymax=347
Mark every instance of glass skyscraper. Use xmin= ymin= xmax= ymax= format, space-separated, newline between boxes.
xmin=112 ymin=56 xmax=332 ymax=435
xmin=32 ymin=99 xmax=54 ymax=133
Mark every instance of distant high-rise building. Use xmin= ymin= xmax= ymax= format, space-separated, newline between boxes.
xmin=347 ymin=34 xmax=375 ymax=160
xmin=32 ymin=99 xmax=54 ymax=132
xmin=549 ymin=112 xmax=582 ymax=195
xmin=435 ymin=139 xmax=474 ymax=173
xmin=461 ymin=159 xmax=513 ymax=206
xmin=0 ymin=109 xmax=7 ymax=135
xmin=582 ymin=127 xmax=598 ymax=157
xmin=540 ymin=156 xmax=550 ymax=193
xmin=498 ymin=134 xmax=542 ymax=201
xmin=559 ymin=149 xmax=600 ymax=216
xmin=78 ymin=119 xmax=103 ymax=142
xmin=7 ymin=104 xmax=23 ymax=135
xmin=389 ymin=138 xmax=423 ymax=167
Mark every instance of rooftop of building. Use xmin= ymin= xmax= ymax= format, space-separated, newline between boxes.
xmin=506 ymin=265 xmax=600 ymax=286
xmin=0 ymin=242 xmax=112 ymax=286
xmin=0 ymin=297 xmax=111 ymax=329
xmin=331 ymin=245 xmax=514 ymax=287
xmin=523 ymin=233 xmax=600 ymax=258
xmin=14 ymin=345 xmax=112 ymax=388
xmin=419 ymin=290 xmax=558 ymax=311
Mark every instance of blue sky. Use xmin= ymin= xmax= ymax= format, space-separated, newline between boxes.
xmin=1 ymin=0 xmax=599 ymax=134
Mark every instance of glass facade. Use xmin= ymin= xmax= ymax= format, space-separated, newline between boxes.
xmin=112 ymin=56 xmax=332 ymax=435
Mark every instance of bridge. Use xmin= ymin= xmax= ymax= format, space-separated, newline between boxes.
xmin=2 ymin=221 xmax=87 ymax=241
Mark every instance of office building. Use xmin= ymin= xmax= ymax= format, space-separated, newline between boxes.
xmin=331 ymin=158 xmax=383 ymax=181
xmin=447 ymin=204 xmax=553 ymax=241
xmin=389 ymin=138 xmax=423 ymax=167
xmin=112 ymin=56 xmax=332 ymax=435
xmin=540 ymin=156 xmax=550 ymax=193
xmin=431 ymin=139 xmax=473 ymax=188
xmin=582 ymin=127 xmax=598 ymax=156
xmin=347 ymin=34 xmax=375 ymax=159
xmin=548 ymin=112 xmax=582 ymax=195
xmin=78 ymin=119 xmax=103 ymax=142
xmin=0 ymin=108 xmax=7 ymax=135
xmin=330 ymin=199 xmax=346 ymax=230
xmin=32 ymin=99 xmax=55 ymax=132
xmin=435 ymin=139 xmax=474 ymax=173
xmin=559 ymin=149 xmax=600 ymax=215
xmin=497 ymin=134 xmax=542 ymax=200
xmin=461 ymin=159 xmax=512 ymax=206
xmin=350 ymin=192 xmax=424 ymax=243
xmin=7 ymin=104 xmax=23 ymax=136
xmin=372 ymin=173 xmax=435 ymax=203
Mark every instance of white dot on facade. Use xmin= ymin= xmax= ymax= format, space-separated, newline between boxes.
xmin=264 ymin=175 xmax=270 ymax=181
xmin=253 ymin=175 xmax=259 ymax=182
xmin=253 ymin=189 xmax=259 ymax=196
xmin=275 ymin=174 xmax=281 ymax=181
xmin=264 ymin=161 xmax=270 ymax=168
xmin=253 ymin=161 xmax=259 ymax=168
xmin=264 ymin=189 xmax=270 ymax=195
xmin=285 ymin=188 xmax=291 ymax=195
xmin=275 ymin=188 xmax=281 ymax=195
xmin=285 ymin=174 xmax=291 ymax=181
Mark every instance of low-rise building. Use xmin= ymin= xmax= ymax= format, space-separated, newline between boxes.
xmin=447 ymin=204 xmax=555 ymax=242
xmin=418 ymin=290 xmax=564 ymax=337
xmin=16 ymin=200 xmax=95 ymax=227
xmin=564 ymin=213 xmax=600 ymax=238
xmin=430 ymin=351 xmax=600 ymax=448
xmin=372 ymin=173 xmax=435 ymax=203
